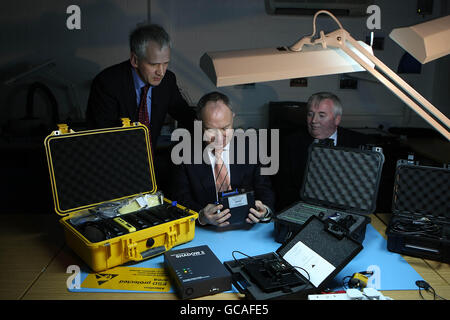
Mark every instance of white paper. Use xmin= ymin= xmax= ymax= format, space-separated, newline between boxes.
xmin=228 ymin=194 xmax=248 ymax=208
xmin=282 ymin=241 xmax=336 ymax=288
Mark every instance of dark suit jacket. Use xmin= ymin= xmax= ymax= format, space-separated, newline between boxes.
xmin=85 ymin=60 xmax=196 ymax=147
xmin=274 ymin=126 xmax=371 ymax=211
xmin=171 ymin=139 xmax=275 ymax=214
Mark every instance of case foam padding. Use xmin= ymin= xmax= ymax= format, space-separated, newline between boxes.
xmin=303 ymin=146 xmax=383 ymax=213
xmin=48 ymin=128 xmax=154 ymax=212
xmin=393 ymin=165 xmax=449 ymax=218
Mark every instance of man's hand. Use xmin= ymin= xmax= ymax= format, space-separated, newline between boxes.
xmin=198 ymin=203 xmax=231 ymax=227
xmin=247 ymin=200 xmax=270 ymax=224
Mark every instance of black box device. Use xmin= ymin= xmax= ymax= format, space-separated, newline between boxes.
xmin=164 ymin=245 xmax=231 ymax=299
xmin=218 ymin=189 xmax=255 ymax=225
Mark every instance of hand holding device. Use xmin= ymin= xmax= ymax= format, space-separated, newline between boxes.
xmin=247 ymin=200 xmax=268 ymax=224
xmin=198 ymin=203 xmax=231 ymax=227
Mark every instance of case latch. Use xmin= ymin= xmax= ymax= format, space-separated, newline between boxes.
xmin=123 ymin=238 xmax=140 ymax=261
xmin=54 ymin=123 xmax=73 ymax=135
xmin=121 ymin=118 xmax=131 ymax=127
xmin=166 ymin=226 xmax=179 ymax=248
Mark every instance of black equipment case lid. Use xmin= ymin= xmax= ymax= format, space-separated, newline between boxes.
xmin=224 ymin=215 xmax=363 ymax=300
xmin=391 ymin=159 xmax=450 ymax=219
xmin=300 ymin=143 xmax=385 ymax=214
xmin=44 ymin=120 xmax=157 ymax=216
xmin=386 ymin=159 xmax=450 ymax=262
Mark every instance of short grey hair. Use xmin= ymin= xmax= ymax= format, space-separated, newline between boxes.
xmin=129 ymin=24 xmax=171 ymax=60
xmin=306 ymin=92 xmax=343 ymax=117
xmin=196 ymin=91 xmax=233 ymax=120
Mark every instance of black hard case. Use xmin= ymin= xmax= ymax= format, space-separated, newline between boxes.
xmin=274 ymin=143 xmax=385 ymax=243
xmin=386 ymin=159 xmax=450 ymax=263
xmin=224 ymin=216 xmax=363 ymax=300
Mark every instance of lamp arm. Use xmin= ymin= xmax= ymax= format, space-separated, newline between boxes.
xmin=326 ymin=29 xmax=450 ymax=141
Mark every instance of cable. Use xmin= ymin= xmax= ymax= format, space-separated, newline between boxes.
xmin=231 ymin=251 xmax=311 ymax=283
xmin=232 ymin=250 xmax=254 ymax=266
xmin=391 ymin=217 xmax=442 ymax=239
xmin=311 ymin=10 xmax=344 ymax=36
xmin=292 ymin=266 xmax=311 ymax=282
xmin=289 ymin=10 xmax=344 ymax=52
xmin=416 ymin=280 xmax=447 ymax=300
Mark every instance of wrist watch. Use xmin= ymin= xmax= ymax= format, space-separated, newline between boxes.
xmin=259 ymin=205 xmax=273 ymax=223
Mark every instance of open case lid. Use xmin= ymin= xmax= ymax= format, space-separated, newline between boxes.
xmin=44 ymin=120 xmax=157 ymax=216
xmin=392 ymin=159 xmax=450 ymax=219
xmin=300 ymin=143 xmax=385 ymax=214
xmin=277 ymin=215 xmax=363 ymax=288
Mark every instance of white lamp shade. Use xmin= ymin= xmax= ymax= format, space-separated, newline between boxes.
xmin=200 ymin=41 xmax=374 ymax=87
xmin=389 ymin=15 xmax=450 ymax=64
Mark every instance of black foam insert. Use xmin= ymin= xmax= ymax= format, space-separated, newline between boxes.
xmin=393 ymin=164 xmax=449 ymax=218
xmin=47 ymin=127 xmax=155 ymax=212
xmin=302 ymin=146 xmax=384 ymax=213
xmin=278 ymin=217 xmax=362 ymax=267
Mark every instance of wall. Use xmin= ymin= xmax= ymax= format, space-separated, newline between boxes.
xmin=0 ymin=0 xmax=448 ymax=132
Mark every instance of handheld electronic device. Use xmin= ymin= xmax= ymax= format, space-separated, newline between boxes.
xmin=218 ymin=189 xmax=255 ymax=225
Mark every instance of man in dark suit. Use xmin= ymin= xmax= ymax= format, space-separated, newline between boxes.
xmin=85 ymin=24 xmax=195 ymax=148
xmin=275 ymin=92 xmax=370 ymax=210
xmin=171 ymin=92 xmax=275 ymax=227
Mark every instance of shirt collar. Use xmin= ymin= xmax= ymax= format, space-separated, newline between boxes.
xmin=131 ymin=67 xmax=147 ymax=91
xmin=329 ymin=130 xmax=338 ymax=145
xmin=313 ymin=130 xmax=338 ymax=146
xmin=207 ymin=141 xmax=231 ymax=157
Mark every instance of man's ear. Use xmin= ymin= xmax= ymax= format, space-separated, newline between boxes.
xmin=334 ymin=114 xmax=342 ymax=126
xmin=130 ymin=52 xmax=139 ymax=68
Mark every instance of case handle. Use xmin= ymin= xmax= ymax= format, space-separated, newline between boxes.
xmin=124 ymin=238 xmax=167 ymax=261
xmin=140 ymin=246 xmax=166 ymax=259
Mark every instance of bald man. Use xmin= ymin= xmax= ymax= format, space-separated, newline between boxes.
xmin=171 ymin=91 xmax=275 ymax=227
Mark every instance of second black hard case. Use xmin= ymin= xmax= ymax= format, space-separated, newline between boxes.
xmin=274 ymin=143 xmax=385 ymax=244
xmin=386 ymin=159 xmax=450 ymax=263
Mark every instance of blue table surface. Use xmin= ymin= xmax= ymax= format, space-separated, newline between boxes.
xmin=74 ymin=221 xmax=423 ymax=293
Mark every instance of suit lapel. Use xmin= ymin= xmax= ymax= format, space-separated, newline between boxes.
xmin=336 ymin=127 xmax=348 ymax=147
xmin=193 ymin=162 xmax=217 ymax=200
xmin=124 ymin=61 xmax=138 ymax=120
xmin=229 ymin=143 xmax=244 ymax=189
xmin=150 ymin=86 xmax=160 ymax=128
xmin=229 ymin=137 xmax=247 ymax=189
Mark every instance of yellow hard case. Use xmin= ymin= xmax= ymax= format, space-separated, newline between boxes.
xmin=44 ymin=119 xmax=198 ymax=272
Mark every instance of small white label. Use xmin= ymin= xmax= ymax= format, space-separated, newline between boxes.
xmin=282 ymin=241 xmax=336 ymax=288
xmin=136 ymin=196 xmax=147 ymax=208
xmin=228 ymin=194 xmax=248 ymax=208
